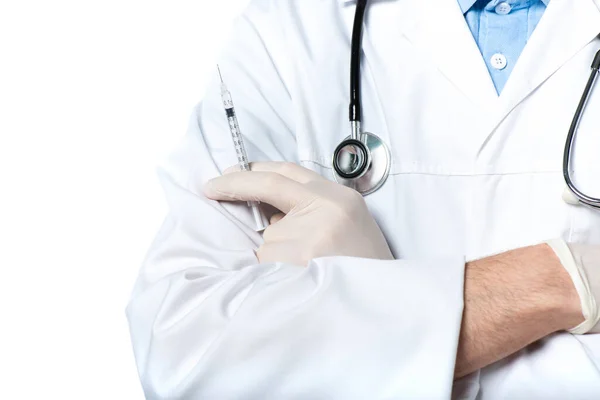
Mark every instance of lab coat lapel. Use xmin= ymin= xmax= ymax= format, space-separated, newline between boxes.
xmin=400 ymin=0 xmax=499 ymax=112
xmin=496 ymin=0 xmax=600 ymax=125
xmin=339 ymin=0 xmax=498 ymax=114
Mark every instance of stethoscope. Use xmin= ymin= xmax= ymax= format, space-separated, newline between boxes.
xmin=332 ymin=0 xmax=390 ymax=195
xmin=334 ymin=0 xmax=600 ymax=208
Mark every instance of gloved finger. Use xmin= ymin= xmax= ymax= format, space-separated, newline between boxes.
xmin=270 ymin=212 xmax=285 ymax=224
xmin=224 ymin=162 xmax=326 ymax=183
xmin=204 ymin=171 xmax=313 ymax=214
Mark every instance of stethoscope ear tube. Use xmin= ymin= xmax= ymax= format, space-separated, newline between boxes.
xmin=563 ymin=49 xmax=600 ymax=209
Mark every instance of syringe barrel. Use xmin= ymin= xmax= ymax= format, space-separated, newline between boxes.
xmin=218 ymin=74 xmax=269 ymax=232
xmin=250 ymin=202 xmax=269 ymax=232
xmin=225 ymin=112 xmax=251 ymax=171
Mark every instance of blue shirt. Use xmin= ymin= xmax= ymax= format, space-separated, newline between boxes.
xmin=460 ymin=0 xmax=549 ymax=94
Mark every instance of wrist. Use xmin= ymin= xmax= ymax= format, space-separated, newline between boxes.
xmin=457 ymin=244 xmax=583 ymax=377
xmin=456 ymin=243 xmax=585 ymax=378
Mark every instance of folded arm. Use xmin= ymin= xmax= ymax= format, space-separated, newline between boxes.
xmin=205 ymin=164 xmax=587 ymax=381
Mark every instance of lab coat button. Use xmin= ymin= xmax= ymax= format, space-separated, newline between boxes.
xmin=490 ymin=53 xmax=507 ymax=70
xmin=495 ymin=2 xmax=512 ymax=14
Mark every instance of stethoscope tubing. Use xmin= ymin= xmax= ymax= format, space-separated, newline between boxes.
xmin=563 ymin=49 xmax=600 ymax=209
xmin=349 ymin=0 xmax=368 ymax=126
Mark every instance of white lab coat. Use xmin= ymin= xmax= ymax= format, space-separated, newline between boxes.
xmin=126 ymin=0 xmax=600 ymax=398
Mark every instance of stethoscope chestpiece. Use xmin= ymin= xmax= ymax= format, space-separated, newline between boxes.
xmin=332 ymin=131 xmax=391 ymax=196
xmin=333 ymin=138 xmax=371 ymax=179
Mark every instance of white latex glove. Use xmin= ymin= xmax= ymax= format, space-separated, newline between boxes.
xmin=547 ymin=239 xmax=600 ymax=334
xmin=203 ymin=162 xmax=393 ymax=266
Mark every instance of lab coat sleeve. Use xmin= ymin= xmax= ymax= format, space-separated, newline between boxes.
xmin=126 ymin=2 xmax=466 ymax=399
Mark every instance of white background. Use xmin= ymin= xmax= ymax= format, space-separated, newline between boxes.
xmin=0 ymin=1 xmax=250 ymax=398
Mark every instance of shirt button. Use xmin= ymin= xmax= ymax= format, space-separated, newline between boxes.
xmin=495 ymin=2 xmax=512 ymax=14
xmin=490 ymin=53 xmax=507 ymax=70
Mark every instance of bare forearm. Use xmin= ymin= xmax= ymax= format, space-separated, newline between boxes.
xmin=454 ymin=244 xmax=584 ymax=378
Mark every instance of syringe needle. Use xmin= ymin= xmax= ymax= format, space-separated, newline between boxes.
xmin=217 ymin=64 xmax=224 ymax=84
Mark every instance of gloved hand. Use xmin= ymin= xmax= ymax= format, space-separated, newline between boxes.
xmin=547 ymin=239 xmax=600 ymax=334
xmin=204 ymin=162 xmax=393 ymax=266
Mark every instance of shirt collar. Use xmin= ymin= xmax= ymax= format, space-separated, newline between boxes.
xmin=458 ymin=0 xmax=550 ymax=14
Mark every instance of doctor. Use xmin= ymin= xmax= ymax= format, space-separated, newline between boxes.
xmin=127 ymin=0 xmax=600 ymax=398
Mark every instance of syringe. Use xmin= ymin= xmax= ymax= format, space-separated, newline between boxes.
xmin=217 ymin=65 xmax=269 ymax=232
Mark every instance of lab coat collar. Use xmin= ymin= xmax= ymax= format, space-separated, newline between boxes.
xmin=486 ymin=0 xmax=600 ymax=143
xmin=339 ymin=0 xmax=600 ymax=143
